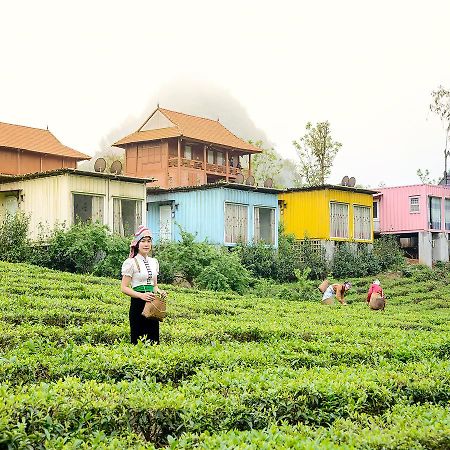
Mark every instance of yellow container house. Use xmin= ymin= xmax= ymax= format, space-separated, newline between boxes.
xmin=278 ymin=185 xmax=376 ymax=260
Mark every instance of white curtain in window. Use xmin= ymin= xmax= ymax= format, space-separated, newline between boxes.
xmin=353 ymin=205 xmax=371 ymax=240
xmin=225 ymin=203 xmax=248 ymax=244
xmin=91 ymin=196 xmax=104 ymax=223
xmin=113 ymin=198 xmax=123 ymax=235
xmin=329 ymin=202 xmax=349 ymax=238
xmin=430 ymin=197 xmax=441 ymax=229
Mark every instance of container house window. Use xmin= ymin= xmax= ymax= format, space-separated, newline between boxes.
xmin=216 ymin=151 xmax=224 ymax=166
xmin=329 ymin=202 xmax=349 ymax=238
xmin=207 ymin=150 xmax=215 ymax=164
xmin=429 ymin=196 xmax=442 ymax=229
xmin=372 ymin=201 xmax=378 ymax=220
xmin=353 ymin=205 xmax=371 ymax=240
xmin=225 ymin=203 xmax=248 ymax=244
xmin=409 ymin=196 xmax=420 ymax=213
xmin=73 ymin=194 xmax=104 ymax=224
xmin=113 ymin=198 xmax=142 ymax=236
xmin=445 ymin=198 xmax=450 ymax=230
xmin=184 ymin=145 xmax=192 ymax=160
xmin=254 ymin=207 xmax=275 ymax=245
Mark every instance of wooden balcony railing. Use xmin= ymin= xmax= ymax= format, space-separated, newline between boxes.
xmin=168 ymin=157 xmax=243 ymax=177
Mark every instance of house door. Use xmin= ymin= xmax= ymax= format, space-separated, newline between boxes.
xmin=159 ymin=205 xmax=172 ymax=242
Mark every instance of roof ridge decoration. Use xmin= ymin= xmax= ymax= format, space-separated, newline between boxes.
xmin=114 ymin=106 xmax=262 ymax=153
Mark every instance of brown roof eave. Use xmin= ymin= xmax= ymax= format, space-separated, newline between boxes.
xmin=114 ymin=134 xmax=261 ymax=154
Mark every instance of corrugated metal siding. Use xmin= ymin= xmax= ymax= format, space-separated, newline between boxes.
xmin=0 ymin=175 xmax=71 ymax=239
xmin=0 ymin=173 xmax=147 ymax=239
xmin=147 ymin=187 xmax=279 ymax=246
xmin=279 ymin=188 xmax=373 ymax=241
xmin=379 ymin=185 xmax=450 ymax=233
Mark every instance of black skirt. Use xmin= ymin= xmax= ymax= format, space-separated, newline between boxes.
xmin=129 ymin=297 xmax=160 ymax=345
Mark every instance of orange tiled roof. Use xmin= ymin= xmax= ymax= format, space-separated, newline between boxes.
xmin=114 ymin=108 xmax=262 ymax=153
xmin=0 ymin=122 xmax=91 ymax=160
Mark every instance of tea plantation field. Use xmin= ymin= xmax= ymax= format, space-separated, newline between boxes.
xmin=1 ymin=261 xmax=450 ymax=449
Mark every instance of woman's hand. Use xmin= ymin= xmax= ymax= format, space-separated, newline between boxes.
xmin=155 ymin=288 xmax=168 ymax=299
xmin=139 ymin=292 xmax=156 ymax=302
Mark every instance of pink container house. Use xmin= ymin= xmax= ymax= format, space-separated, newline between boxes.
xmin=375 ymin=184 xmax=450 ymax=266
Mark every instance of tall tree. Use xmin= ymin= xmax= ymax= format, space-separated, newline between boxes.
xmin=416 ymin=168 xmax=437 ymax=185
xmin=248 ymin=140 xmax=283 ymax=187
xmin=430 ymin=86 xmax=450 ymax=184
xmin=292 ymin=121 xmax=342 ymax=186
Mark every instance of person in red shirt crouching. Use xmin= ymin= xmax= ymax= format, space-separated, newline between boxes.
xmin=367 ymin=279 xmax=386 ymax=310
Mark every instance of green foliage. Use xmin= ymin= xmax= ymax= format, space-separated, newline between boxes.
xmin=297 ymin=238 xmax=328 ymax=280
xmin=92 ymin=233 xmax=130 ymax=278
xmin=0 ymin=212 xmax=29 ymax=263
xmin=373 ymin=235 xmax=405 ymax=271
xmin=292 ymin=121 xmax=342 ymax=186
xmin=195 ymin=250 xmax=252 ymax=294
xmin=40 ymin=222 xmax=111 ymax=274
xmin=332 ymin=240 xmax=403 ymax=279
xmin=248 ymin=140 xmax=284 ymax=187
xmin=1 ymin=261 xmax=450 ymax=447
xmin=27 ymin=222 xmax=130 ymax=277
xmin=155 ymin=229 xmax=217 ymax=284
xmin=155 ymin=229 xmax=252 ymax=293
xmin=237 ymin=241 xmax=277 ymax=279
xmin=274 ymin=229 xmax=302 ymax=282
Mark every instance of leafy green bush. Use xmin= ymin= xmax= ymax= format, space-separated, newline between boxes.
xmin=0 ymin=212 xmax=29 ymax=263
xmin=331 ymin=244 xmax=358 ymax=278
xmin=237 ymin=241 xmax=277 ymax=279
xmin=195 ymin=250 xmax=253 ymax=294
xmin=274 ymin=228 xmax=302 ymax=282
xmin=40 ymin=222 xmax=111 ymax=274
xmin=155 ymin=229 xmax=252 ymax=293
xmin=373 ymin=235 xmax=405 ymax=271
xmin=296 ymin=238 xmax=328 ymax=280
xmin=154 ymin=229 xmax=217 ymax=284
xmin=92 ymin=233 xmax=130 ymax=278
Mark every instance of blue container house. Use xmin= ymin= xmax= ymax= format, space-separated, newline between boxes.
xmin=147 ymin=183 xmax=280 ymax=247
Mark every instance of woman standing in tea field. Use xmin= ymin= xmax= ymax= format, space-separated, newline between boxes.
xmin=121 ymin=225 xmax=166 ymax=344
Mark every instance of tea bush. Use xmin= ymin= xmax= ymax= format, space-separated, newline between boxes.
xmin=0 ymin=212 xmax=29 ymax=263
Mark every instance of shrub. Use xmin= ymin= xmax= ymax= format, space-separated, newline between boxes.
xmin=274 ymin=228 xmax=300 ymax=282
xmin=92 ymin=233 xmax=130 ymax=278
xmin=42 ymin=222 xmax=111 ymax=274
xmin=237 ymin=241 xmax=277 ymax=279
xmin=331 ymin=244 xmax=358 ymax=278
xmin=195 ymin=250 xmax=253 ymax=294
xmin=373 ymin=235 xmax=405 ymax=271
xmin=296 ymin=238 xmax=328 ymax=280
xmin=0 ymin=212 xmax=29 ymax=263
xmin=154 ymin=229 xmax=217 ymax=284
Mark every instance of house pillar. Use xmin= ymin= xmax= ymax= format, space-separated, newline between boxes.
xmin=432 ymin=232 xmax=449 ymax=263
xmin=418 ymin=231 xmax=432 ymax=267
xmin=225 ymin=150 xmax=229 ymax=182
xmin=203 ymin=145 xmax=207 ymax=182
xmin=177 ymin=138 xmax=181 ymax=185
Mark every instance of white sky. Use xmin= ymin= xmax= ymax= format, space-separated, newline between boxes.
xmin=1 ymin=0 xmax=450 ymax=187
